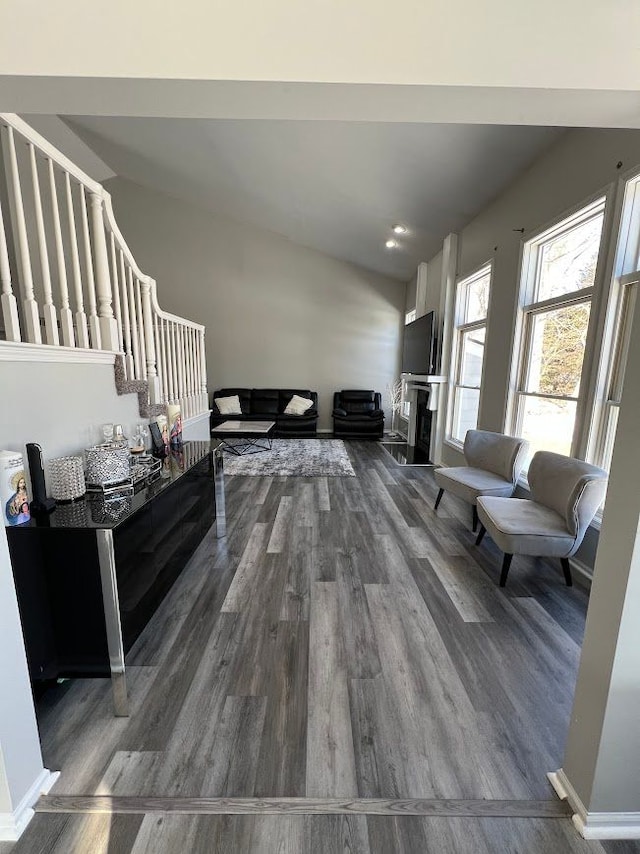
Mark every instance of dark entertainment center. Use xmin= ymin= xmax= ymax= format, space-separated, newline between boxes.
xmin=6 ymin=441 xmax=225 ymax=715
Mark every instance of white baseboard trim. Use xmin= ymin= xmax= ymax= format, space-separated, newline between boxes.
xmin=568 ymin=556 xmax=593 ymax=590
xmin=548 ymin=769 xmax=640 ymax=840
xmin=0 ymin=768 xmax=59 ymax=841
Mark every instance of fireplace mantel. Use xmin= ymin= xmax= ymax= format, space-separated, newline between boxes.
xmin=401 ymin=374 xmax=447 ymax=460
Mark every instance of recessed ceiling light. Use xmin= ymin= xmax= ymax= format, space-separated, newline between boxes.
xmin=385 ymin=239 xmax=398 ymax=249
xmin=392 ymin=224 xmax=407 ymax=235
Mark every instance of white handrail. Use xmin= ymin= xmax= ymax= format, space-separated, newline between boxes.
xmin=0 ymin=113 xmax=209 ymax=419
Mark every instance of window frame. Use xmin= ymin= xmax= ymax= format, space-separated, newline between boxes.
xmin=508 ymin=196 xmax=607 ymax=464
xmin=586 ymin=170 xmax=640 ymax=477
xmin=446 ymin=261 xmax=492 ymax=449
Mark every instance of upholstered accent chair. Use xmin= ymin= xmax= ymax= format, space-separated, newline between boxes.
xmin=475 ymin=451 xmax=608 ymax=587
xmin=332 ymin=390 xmax=385 ymax=439
xmin=434 ymin=430 xmax=529 ymax=531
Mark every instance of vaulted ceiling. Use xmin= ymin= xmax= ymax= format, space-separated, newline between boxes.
xmin=65 ymin=116 xmax=562 ymax=281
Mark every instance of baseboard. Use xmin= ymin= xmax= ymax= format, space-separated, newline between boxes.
xmin=548 ymin=769 xmax=640 ymax=840
xmin=568 ymin=556 xmax=593 ymax=590
xmin=0 ymin=769 xmax=59 ymax=841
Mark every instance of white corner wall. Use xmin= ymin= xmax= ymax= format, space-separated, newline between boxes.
xmin=0 ymin=354 xmax=143 ymax=839
xmin=0 ymin=524 xmax=54 ymax=840
xmin=104 ymin=178 xmax=405 ymax=428
xmin=0 ymin=359 xmax=142 ymax=476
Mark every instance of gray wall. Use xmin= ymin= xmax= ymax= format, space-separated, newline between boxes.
xmin=105 ymin=178 xmax=406 ymax=429
xmin=441 ymin=127 xmax=640 ymax=469
xmin=430 ymin=128 xmax=640 ymax=572
xmin=0 ymin=360 xmax=141 ymax=486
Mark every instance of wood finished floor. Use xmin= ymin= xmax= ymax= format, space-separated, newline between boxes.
xmin=5 ymin=441 xmax=639 ymax=854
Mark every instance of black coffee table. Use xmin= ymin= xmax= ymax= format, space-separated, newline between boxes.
xmin=210 ymin=420 xmax=276 ymax=455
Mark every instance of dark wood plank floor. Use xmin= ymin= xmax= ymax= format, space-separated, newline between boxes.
xmin=4 ymin=441 xmax=638 ymax=853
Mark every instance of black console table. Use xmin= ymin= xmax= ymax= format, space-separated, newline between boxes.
xmin=7 ymin=441 xmax=225 ymax=716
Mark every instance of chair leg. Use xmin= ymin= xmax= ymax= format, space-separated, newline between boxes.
xmin=434 ymin=488 xmax=444 ymax=511
xmin=499 ymin=554 xmax=513 ymax=587
xmin=475 ymin=524 xmax=486 ymax=546
xmin=472 ymin=505 xmax=478 ymax=532
xmin=561 ymin=558 xmax=573 ymax=587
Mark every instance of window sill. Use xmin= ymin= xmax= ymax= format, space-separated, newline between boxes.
xmin=443 ymin=438 xmax=464 ymax=454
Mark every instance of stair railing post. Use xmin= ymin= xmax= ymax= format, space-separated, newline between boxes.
xmin=6 ymin=126 xmax=40 ymax=343
xmin=89 ymin=190 xmax=119 ymax=351
xmin=29 ymin=143 xmax=59 ymax=346
xmin=199 ymin=328 xmax=208 ymax=413
xmin=141 ymin=276 xmax=160 ymax=404
xmin=0 ymin=192 xmax=20 ymax=341
xmin=48 ymin=160 xmax=75 ymax=347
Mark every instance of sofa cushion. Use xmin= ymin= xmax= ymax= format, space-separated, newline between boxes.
xmin=213 ymin=388 xmax=252 ymax=415
xmin=284 ymin=394 xmax=314 ymax=415
xmin=279 ymin=389 xmax=318 ymax=413
xmin=215 ymin=394 xmax=242 ymax=415
xmin=338 ymin=390 xmax=378 ymax=414
xmin=251 ymin=388 xmax=279 ymax=416
xmin=477 ymin=496 xmax=575 ymax=557
xmin=434 ymin=466 xmax=516 ymax=504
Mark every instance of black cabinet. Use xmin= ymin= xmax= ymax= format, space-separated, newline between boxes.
xmin=7 ymin=441 xmax=224 ymax=714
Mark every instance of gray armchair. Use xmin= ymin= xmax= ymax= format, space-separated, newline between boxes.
xmin=434 ymin=429 xmax=529 ymax=531
xmin=475 ymin=451 xmax=608 ymax=587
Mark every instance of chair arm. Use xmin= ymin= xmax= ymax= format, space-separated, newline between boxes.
xmin=368 ymin=409 xmax=385 ymax=418
xmin=333 ymin=408 xmax=348 ymax=417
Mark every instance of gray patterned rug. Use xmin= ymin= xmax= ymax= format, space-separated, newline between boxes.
xmin=222 ymin=439 xmax=356 ymax=477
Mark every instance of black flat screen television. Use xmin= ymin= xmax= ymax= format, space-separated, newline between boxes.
xmin=402 ymin=311 xmax=437 ymax=375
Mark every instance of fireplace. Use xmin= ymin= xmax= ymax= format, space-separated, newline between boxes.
xmin=381 ymin=375 xmax=445 ymax=466
xmin=415 ymin=389 xmax=434 ymax=458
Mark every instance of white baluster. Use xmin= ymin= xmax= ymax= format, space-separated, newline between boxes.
xmin=79 ymin=185 xmax=101 ymax=349
xmin=88 ymin=191 xmax=118 ymax=351
xmin=153 ymin=319 xmax=165 ymax=404
xmin=166 ymin=320 xmax=177 ymax=404
xmin=140 ymin=278 xmax=159 ymax=402
xmin=134 ymin=278 xmax=147 ymax=381
xmin=184 ymin=326 xmax=194 ymax=419
xmin=189 ymin=328 xmax=198 ymax=414
xmin=127 ymin=267 xmax=141 ymax=379
xmin=0 ymin=191 xmax=20 ymax=341
xmin=6 ymin=127 xmax=40 ymax=342
xmin=48 ymin=160 xmax=74 ymax=347
xmin=64 ymin=173 xmax=89 ymax=348
xmin=175 ymin=323 xmax=185 ymax=414
xmin=192 ymin=327 xmax=201 ymax=413
xmin=29 ymin=144 xmax=58 ymax=345
xmin=108 ymin=233 xmax=124 ymax=353
xmin=199 ymin=328 xmax=208 ymax=413
xmin=119 ymin=252 xmax=134 ymax=378
xmin=159 ymin=318 xmax=170 ymax=404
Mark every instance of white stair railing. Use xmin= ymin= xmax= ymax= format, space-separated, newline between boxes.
xmin=0 ymin=113 xmax=208 ymax=419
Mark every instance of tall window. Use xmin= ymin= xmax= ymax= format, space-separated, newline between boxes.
xmin=511 ymin=199 xmax=605 ymax=461
xmin=590 ymin=173 xmax=640 ymax=473
xmin=448 ymin=264 xmax=492 ymax=444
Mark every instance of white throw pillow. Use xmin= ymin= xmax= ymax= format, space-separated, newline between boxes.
xmin=215 ymin=394 xmax=242 ymax=415
xmin=284 ymin=394 xmax=314 ymax=415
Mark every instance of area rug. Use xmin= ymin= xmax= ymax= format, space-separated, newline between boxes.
xmin=221 ymin=439 xmax=356 ymax=476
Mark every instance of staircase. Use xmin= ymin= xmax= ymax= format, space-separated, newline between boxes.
xmin=0 ymin=113 xmax=208 ymax=421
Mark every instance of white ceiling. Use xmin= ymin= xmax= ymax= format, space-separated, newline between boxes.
xmin=65 ymin=117 xmax=562 ymax=281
